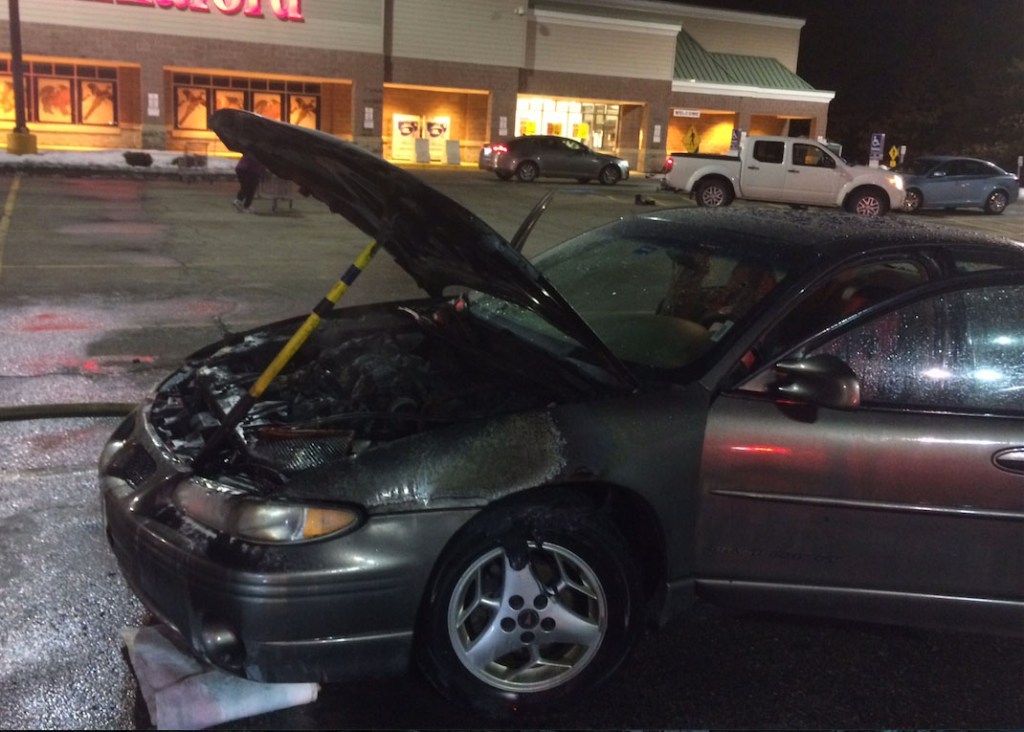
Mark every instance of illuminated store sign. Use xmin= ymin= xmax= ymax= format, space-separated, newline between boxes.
xmin=79 ymin=0 xmax=304 ymax=22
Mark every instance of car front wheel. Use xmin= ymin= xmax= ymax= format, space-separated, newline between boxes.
xmin=516 ymin=160 xmax=539 ymax=182
xmin=903 ymin=189 xmax=923 ymax=212
xmin=417 ymin=499 xmax=643 ymax=716
xmin=984 ymin=189 xmax=1009 ymax=214
xmin=847 ymin=188 xmax=889 ymax=216
xmin=598 ymin=165 xmax=621 ymax=185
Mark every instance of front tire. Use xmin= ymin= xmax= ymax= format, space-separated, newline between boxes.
xmin=516 ymin=160 xmax=539 ymax=182
xmin=984 ymin=189 xmax=1009 ymax=214
xmin=417 ymin=500 xmax=643 ymax=716
xmin=903 ymin=188 xmax=923 ymax=213
xmin=695 ymin=179 xmax=734 ymax=207
xmin=598 ymin=166 xmax=621 ymax=185
xmin=846 ymin=188 xmax=889 ymax=216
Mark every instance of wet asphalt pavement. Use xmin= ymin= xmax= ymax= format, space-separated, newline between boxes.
xmin=0 ymin=168 xmax=1022 ymax=729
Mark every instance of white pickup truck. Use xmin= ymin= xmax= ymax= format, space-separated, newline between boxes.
xmin=661 ymin=136 xmax=905 ymax=216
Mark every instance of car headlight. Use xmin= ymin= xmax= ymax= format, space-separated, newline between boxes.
xmin=890 ymin=174 xmax=905 ymax=191
xmin=171 ymin=477 xmax=362 ymax=544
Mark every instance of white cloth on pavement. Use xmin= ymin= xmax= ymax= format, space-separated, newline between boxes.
xmin=121 ymin=624 xmax=320 ymax=730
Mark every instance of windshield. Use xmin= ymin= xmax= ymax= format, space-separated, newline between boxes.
xmin=470 ymin=213 xmax=800 ymax=372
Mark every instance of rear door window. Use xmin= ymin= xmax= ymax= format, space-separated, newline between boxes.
xmin=752 ymin=140 xmax=785 ymax=164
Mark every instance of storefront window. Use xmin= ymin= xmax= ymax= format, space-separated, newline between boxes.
xmin=582 ymin=103 xmax=619 ymax=150
xmin=172 ymin=72 xmax=320 ymax=131
xmin=515 ymin=96 xmax=619 ymax=151
xmin=0 ymin=59 xmax=118 ymax=126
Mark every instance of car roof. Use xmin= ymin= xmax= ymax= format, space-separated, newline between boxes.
xmin=914 ymin=154 xmax=1000 ymax=165
xmin=626 ymin=206 xmax=1024 ymax=268
xmin=513 ymin=135 xmax=573 ymax=143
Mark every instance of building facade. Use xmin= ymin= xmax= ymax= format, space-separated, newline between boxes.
xmin=0 ymin=0 xmax=835 ymax=173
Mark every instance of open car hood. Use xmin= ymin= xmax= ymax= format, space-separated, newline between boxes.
xmin=210 ymin=109 xmax=635 ymax=387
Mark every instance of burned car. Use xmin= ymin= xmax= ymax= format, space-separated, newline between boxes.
xmin=100 ymin=110 xmax=1024 ymax=717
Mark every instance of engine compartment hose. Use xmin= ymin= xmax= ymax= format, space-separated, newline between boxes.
xmin=0 ymin=402 xmax=135 ymax=422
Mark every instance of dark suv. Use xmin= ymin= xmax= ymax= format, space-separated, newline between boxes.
xmin=479 ymin=134 xmax=629 ymax=184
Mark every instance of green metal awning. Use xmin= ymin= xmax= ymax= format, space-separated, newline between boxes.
xmin=674 ymin=28 xmax=814 ymax=91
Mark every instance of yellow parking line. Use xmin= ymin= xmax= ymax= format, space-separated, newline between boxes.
xmin=0 ymin=173 xmax=22 ymax=281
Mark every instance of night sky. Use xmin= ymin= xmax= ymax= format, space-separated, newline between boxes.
xmin=708 ymin=0 xmax=1021 ymax=92
xmin=696 ymin=0 xmax=1024 ymax=158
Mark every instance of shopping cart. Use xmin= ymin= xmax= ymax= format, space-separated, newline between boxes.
xmin=259 ymin=172 xmax=295 ymax=211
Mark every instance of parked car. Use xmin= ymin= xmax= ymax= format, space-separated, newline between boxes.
xmin=478 ymin=134 xmax=629 ymax=184
xmin=101 ymin=110 xmax=1024 ymax=719
xmin=662 ymin=136 xmax=905 ymax=216
xmin=900 ymin=155 xmax=1020 ymax=214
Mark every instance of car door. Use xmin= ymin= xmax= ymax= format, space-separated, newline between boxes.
xmin=550 ymin=137 xmax=589 ymax=178
xmin=921 ymin=159 xmax=963 ymax=206
xmin=953 ymin=159 xmax=999 ymax=206
xmin=694 ymin=275 xmax=1024 ymax=632
xmin=783 ymin=142 xmax=843 ymax=206
xmin=521 ymin=137 xmax=551 ymax=175
xmin=738 ymin=140 xmax=790 ymax=201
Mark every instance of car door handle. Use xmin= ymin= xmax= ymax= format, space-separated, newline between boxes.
xmin=994 ymin=448 xmax=1024 ymax=474
xmin=787 ymin=168 xmax=799 ymax=173
xmin=747 ymin=165 xmax=760 ymax=170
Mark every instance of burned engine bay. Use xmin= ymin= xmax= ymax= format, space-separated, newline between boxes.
xmin=148 ymin=300 xmax=597 ymax=480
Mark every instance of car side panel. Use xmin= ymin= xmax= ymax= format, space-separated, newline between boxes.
xmin=784 ymin=164 xmax=844 ymax=206
xmin=695 ymin=393 xmax=1024 ymax=603
xmin=737 ymin=155 xmax=790 ymax=201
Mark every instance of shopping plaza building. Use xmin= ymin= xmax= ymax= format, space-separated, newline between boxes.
xmin=0 ymin=0 xmax=835 ymax=173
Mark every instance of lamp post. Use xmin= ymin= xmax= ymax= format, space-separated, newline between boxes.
xmin=7 ymin=0 xmax=37 ymax=154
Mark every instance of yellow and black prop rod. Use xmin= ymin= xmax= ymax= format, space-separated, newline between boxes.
xmin=194 ymin=239 xmax=380 ymax=469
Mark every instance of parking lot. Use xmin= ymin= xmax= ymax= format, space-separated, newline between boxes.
xmin=1 ymin=168 xmax=1022 ymax=729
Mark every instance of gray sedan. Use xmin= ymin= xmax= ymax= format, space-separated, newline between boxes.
xmin=100 ymin=110 xmax=1024 ymax=720
xmin=478 ymin=134 xmax=630 ymax=184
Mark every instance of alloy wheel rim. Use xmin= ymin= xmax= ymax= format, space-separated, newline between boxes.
xmin=447 ymin=542 xmax=607 ymax=693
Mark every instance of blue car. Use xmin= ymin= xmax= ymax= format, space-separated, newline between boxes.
xmin=900 ymin=155 xmax=1020 ymax=215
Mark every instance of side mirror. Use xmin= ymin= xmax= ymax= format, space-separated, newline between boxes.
xmin=770 ymin=354 xmax=860 ymax=410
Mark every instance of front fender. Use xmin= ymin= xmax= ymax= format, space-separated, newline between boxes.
xmin=838 ymin=171 xmax=906 ymax=208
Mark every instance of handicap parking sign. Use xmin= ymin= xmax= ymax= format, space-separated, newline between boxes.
xmin=869 ymin=132 xmax=885 ymax=162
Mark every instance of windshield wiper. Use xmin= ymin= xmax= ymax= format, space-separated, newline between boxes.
xmin=509 ymin=190 xmax=557 ymax=253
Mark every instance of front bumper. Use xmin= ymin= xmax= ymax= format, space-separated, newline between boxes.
xmin=99 ymin=407 xmax=475 ymax=683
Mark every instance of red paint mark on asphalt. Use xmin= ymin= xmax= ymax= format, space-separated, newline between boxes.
xmin=18 ymin=355 xmax=155 ymax=376
xmin=19 ymin=313 xmax=96 ymax=332
xmin=82 ymin=355 xmax=156 ymax=373
xmin=184 ymin=300 xmax=234 ymax=318
xmin=27 ymin=425 xmax=112 ymax=452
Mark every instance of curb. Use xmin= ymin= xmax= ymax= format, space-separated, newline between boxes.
xmin=0 ymin=165 xmax=238 ymax=182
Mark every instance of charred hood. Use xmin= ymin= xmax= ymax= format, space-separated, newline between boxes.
xmin=210 ymin=109 xmax=635 ymax=387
